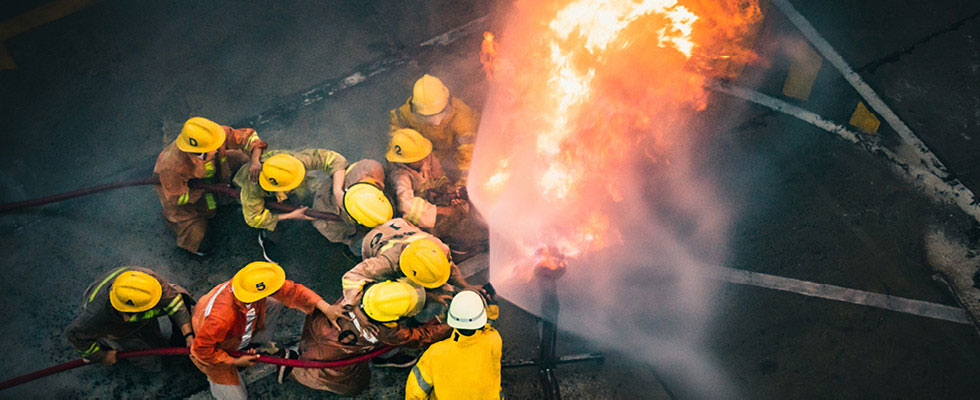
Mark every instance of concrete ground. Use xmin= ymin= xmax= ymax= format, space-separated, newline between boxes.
xmin=1 ymin=0 xmax=979 ymax=399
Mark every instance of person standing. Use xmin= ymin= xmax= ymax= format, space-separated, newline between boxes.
xmin=190 ymin=261 xmax=346 ymax=399
xmin=405 ymin=290 xmax=502 ymax=399
xmin=389 ymin=74 xmax=479 ymax=186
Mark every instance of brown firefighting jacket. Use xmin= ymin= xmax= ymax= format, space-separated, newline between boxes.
xmin=66 ymin=267 xmax=192 ymax=363
xmin=291 ymin=304 xmax=451 ymax=395
xmin=340 ymin=218 xmax=467 ymax=307
xmin=388 ymin=155 xmax=452 ymax=229
xmin=389 ymin=97 xmax=479 ymax=184
xmin=233 ymin=148 xmax=348 ymax=231
xmin=312 ymin=159 xmax=386 ymax=245
xmin=190 ymin=279 xmax=323 ymax=385
xmin=153 ymin=126 xmax=265 ymax=250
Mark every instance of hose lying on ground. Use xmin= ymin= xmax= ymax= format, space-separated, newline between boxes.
xmin=0 ymin=345 xmax=393 ymax=391
xmin=0 ymin=177 xmax=159 ymax=212
xmin=0 ymin=176 xmax=340 ymax=221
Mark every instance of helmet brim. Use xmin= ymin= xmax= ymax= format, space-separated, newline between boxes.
xmin=385 ymin=143 xmax=432 ymax=163
xmin=448 ymin=308 xmax=487 ymax=330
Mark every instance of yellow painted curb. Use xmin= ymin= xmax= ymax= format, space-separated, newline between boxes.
xmin=782 ymin=41 xmax=823 ymax=100
xmin=0 ymin=44 xmax=15 ymax=70
xmin=849 ymin=101 xmax=881 ymax=134
xmin=0 ymin=0 xmax=102 ymax=70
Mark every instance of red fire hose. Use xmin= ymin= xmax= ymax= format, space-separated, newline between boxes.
xmin=0 ymin=176 xmax=340 ymax=222
xmin=0 ymin=345 xmax=392 ymax=391
xmin=0 ymin=177 xmax=159 ymax=212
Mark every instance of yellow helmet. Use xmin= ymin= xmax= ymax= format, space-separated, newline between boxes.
xmin=386 ymin=128 xmax=432 ymax=163
xmin=109 ymin=270 xmax=163 ymax=313
xmin=343 ymin=182 xmax=393 ymax=227
xmin=232 ymin=261 xmax=286 ymax=303
xmin=259 ymin=154 xmax=306 ymax=192
xmin=399 ymin=238 xmax=451 ymax=288
xmin=361 ymin=278 xmax=425 ymax=322
xmin=411 ymin=74 xmax=450 ymax=116
xmin=177 ymin=117 xmax=226 ymax=153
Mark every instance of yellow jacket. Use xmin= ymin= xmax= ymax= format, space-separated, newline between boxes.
xmin=389 ymin=97 xmax=479 ymax=185
xmin=233 ymin=148 xmax=347 ymax=230
xmin=406 ymin=326 xmax=503 ymax=399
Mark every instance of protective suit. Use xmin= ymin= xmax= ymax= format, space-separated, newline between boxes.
xmin=290 ymin=304 xmax=451 ymax=395
xmin=154 ymin=126 xmax=265 ymax=251
xmin=388 ymin=155 xmax=452 ymax=230
xmin=190 ymin=279 xmax=323 ymax=394
xmin=233 ymin=148 xmax=347 ymax=231
xmin=405 ymin=325 xmax=503 ymax=399
xmin=66 ymin=267 xmax=192 ymax=370
xmin=311 ymin=158 xmax=386 ymax=249
xmin=388 ymin=156 xmax=488 ymax=257
xmin=341 ymin=218 xmax=469 ymax=309
xmin=389 ymin=97 xmax=479 ymax=185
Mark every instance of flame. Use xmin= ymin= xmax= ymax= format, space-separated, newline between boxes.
xmin=484 ymin=157 xmax=511 ymax=194
xmin=481 ymin=31 xmax=499 ymax=80
xmin=472 ymin=0 xmax=762 ymax=280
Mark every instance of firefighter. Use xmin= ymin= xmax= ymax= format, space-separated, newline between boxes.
xmin=284 ymin=278 xmax=451 ymax=396
xmin=190 ymin=261 xmax=347 ymax=400
xmin=66 ymin=267 xmax=194 ymax=372
xmin=386 ymin=129 xmax=487 ymax=257
xmin=340 ymin=218 xmax=482 ymax=328
xmin=406 ymin=290 xmax=502 ymax=399
xmin=311 ymin=158 xmax=392 ymax=256
xmin=233 ymin=148 xmax=347 ymax=261
xmin=389 ymin=74 xmax=479 ymax=186
xmin=154 ymin=117 xmax=267 ymax=256
xmin=386 ymin=128 xmax=453 ymax=230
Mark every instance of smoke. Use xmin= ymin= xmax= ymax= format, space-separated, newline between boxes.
xmin=468 ymin=0 xmax=762 ymax=397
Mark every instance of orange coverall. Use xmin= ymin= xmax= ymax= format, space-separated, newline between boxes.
xmin=154 ymin=126 xmax=266 ymax=251
xmin=190 ymin=279 xmax=322 ymax=386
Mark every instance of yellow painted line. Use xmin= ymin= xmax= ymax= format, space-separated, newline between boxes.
xmin=0 ymin=44 xmax=15 ymax=70
xmin=849 ymin=101 xmax=881 ymax=134
xmin=0 ymin=0 xmax=101 ymax=38
xmin=0 ymin=0 xmax=101 ymax=70
xmin=782 ymin=41 xmax=823 ymax=100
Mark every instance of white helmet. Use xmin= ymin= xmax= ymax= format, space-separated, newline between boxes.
xmin=447 ymin=290 xmax=487 ymax=330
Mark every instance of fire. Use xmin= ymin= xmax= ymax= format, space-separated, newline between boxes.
xmin=480 ymin=31 xmax=498 ymax=80
xmin=484 ymin=157 xmax=511 ymax=194
xmin=659 ymin=6 xmax=699 ymax=57
xmin=473 ymin=0 xmax=762 ymax=281
xmin=549 ymin=0 xmax=698 ymax=55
